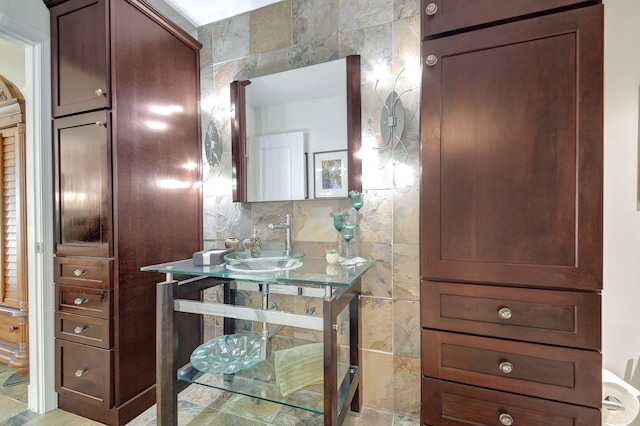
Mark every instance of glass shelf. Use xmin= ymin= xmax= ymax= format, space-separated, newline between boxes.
xmin=177 ymin=339 xmax=356 ymax=415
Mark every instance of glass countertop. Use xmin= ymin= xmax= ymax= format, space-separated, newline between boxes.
xmin=141 ymin=256 xmax=375 ymax=288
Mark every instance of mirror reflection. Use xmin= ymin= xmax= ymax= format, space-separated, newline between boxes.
xmin=231 ymin=56 xmax=361 ymax=202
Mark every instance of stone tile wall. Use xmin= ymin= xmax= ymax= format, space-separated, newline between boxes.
xmin=198 ymin=0 xmax=421 ymax=418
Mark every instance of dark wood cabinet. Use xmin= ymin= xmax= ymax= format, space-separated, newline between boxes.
xmin=421 ymin=5 xmax=603 ymax=290
xmin=45 ymin=0 xmax=203 ymax=424
xmin=420 ymin=0 xmax=596 ymax=39
xmin=422 ymin=378 xmax=601 ymax=425
xmin=51 ymin=0 xmax=110 ymax=117
xmin=419 ymin=2 xmax=603 ymax=424
xmin=56 ymin=339 xmax=113 ymax=409
xmin=422 ymin=330 xmax=602 ymax=407
xmin=421 ymin=281 xmax=601 ymax=350
xmin=53 ymin=111 xmax=112 ymax=257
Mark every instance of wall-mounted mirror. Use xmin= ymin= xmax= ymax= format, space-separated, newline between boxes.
xmin=231 ymin=55 xmax=361 ymax=202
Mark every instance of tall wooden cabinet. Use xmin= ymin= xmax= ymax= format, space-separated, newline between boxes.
xmin=419 ymin=1 xmax=603 ymax=424
xmin=0 ymin=75 xmax=29 ymax=377
xmin=44 ymin=0 xmax=203 ymax=424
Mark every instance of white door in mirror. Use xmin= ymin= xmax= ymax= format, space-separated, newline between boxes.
xmin=248 ymin=131 xmax=306 ymax=201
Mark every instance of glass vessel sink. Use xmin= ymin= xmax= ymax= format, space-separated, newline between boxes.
xmin=224 ymin=250 xmax=305 ymax=272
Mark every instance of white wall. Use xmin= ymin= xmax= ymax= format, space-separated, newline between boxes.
xmin=0 ymin=38 xmax=26 ymax=92
xmin=603 ymin=1 xmax=640 ymax=423
xmin=0 ymin=0 xmax=49 ymax=40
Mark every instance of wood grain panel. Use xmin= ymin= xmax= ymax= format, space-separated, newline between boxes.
xmin=55 ymin=311 xmax=111 ymax=349
xmin=54 ymin=256 xmax=112 ymax=289
xmin=422 ymin=329 xmax=602 ymax=407
xmin=421 ymin=281 xmax=601 ymax=349
xmin=421 ymin=5 xmax=603 ymax=290
xmin=422 ymin=378 xmax=602 ymax=425
xmin=56 ymin=339 xmax=113 ymax=408
xmin=421 ymin=0 xmax=598 ymax=38
xmin=50 ymin=0 xmax=109 ymax=117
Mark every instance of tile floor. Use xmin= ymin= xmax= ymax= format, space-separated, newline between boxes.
xmin=0 ymin=364 xmax=418 ymax=425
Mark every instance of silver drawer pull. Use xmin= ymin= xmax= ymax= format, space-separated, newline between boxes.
xmin=498 ymin=307 xmax=512 ymax=320
xmin=95 ymin=121 xmax=106 ymax=127
xmin=74 ymin=297 xmax=89 ymax=305
xmin=75 ymin=369 xmax=86 ymax=377
xmin=499 ymin=413 xmax=514 ymax=425
xmin=95 ymin=88 xmax=105 ymax=97
xmin=73 ymin=268 xmax=88 ymax=277
xmin=74 ymin=326 xmax=87 ymax=334
xmin=425 ymin=2 xmax=438 ymax=16
xmin=8 ymin=325 xmax=18 ymax=333
xmin=499 ymin=361 xmax=514 ymax=374
xmin=425 ymin=54 xmax=438 ymax=67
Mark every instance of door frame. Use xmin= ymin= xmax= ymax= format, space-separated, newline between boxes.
xmin=0 ymin=14 xmax=56 ymax=413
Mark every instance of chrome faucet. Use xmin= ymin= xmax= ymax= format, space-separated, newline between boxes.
xmin=268 ymin=213 xmax=293 ymax=252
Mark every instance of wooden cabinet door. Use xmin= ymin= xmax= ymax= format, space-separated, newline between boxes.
xmin=50 ymin=0 xmax=109 ymax=117
xmin=421 ymin=0 xmax=595 ymax=38
xmin=420 ymin=5 xmax=603 ymax=290
xmin=53 ymin=111 xmax=112 ymax=257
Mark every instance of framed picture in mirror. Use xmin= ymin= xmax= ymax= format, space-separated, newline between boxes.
xmin=314 ymin=150 xmax=348 ymax=198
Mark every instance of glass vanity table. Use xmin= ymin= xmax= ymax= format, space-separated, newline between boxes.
xmin=141 ymin=256 xmax=375 ymax=426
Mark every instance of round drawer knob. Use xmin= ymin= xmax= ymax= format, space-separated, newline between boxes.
xmin=75 ymin=369 xmax=86 ymax=377
xmin=425 ymin=55 xmax=438 ymax=67
xmin=425 ymin=2 xmax=438 ymax=16
xmin=8 ymin=325 xmax=18 ymax=333
xmin=498 ymin=307 xmax=512 ymax=320
xmin=74 ymin=326 xmax=87 ymax=334
xmin=499 ymin=361 xmax=514 ymax=374
xmin=95 ymin=121 xmax=106 ymax=127
xmin=499 ymin=413 xmax=514 ymax=425
xmin=73 ymin=269 xmax=88 ymax=277
xmin=74 ymin=297 xmax=89 ymax=305
xmin=95 ymin=88 xmax=105 ymax=97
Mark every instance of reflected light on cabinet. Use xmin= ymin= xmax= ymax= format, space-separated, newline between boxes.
xmin=145 ymin=120 xmax=168 ymax=131
xmin=148 ymin=104 xmax=184 ymax=116
xmin=157 ymin=179 xmax=194 ymax=189
xmin=183 ymin=161 xmax=198 ymax=170
xmin=62 ymin=191 xmax=87 ymax=202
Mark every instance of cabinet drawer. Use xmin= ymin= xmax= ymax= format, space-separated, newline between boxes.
xmin=422 ymin=377 xmax=601 ymax=425
xmin=56 ymin=285 xmax=111 ymax=319
xmin=0 ymin=309 xmax=23 ymax=344
xmin=421 ymin=281 xmax=601 ymax=350
xmin=54 ymin=257 xmax=112 ymax=289
xmin=56 ymin=339 xmax=112 ymax=409
xmin=422 ymin=330 xmax=601 ymax=407
xmin=421 ymin=0 xmax=593 ymax=38
xmin=55 ymin=312 xmax=111 ymax=349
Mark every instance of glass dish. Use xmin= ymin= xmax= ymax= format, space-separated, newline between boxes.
xmin=190 ymin=334 xmax=263 ymax=375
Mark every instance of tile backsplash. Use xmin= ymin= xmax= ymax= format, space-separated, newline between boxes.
xmin=198 ymin=0 xmax=421 ymax=417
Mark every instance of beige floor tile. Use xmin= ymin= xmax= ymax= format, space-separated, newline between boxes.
xmin=0 ymin=395 xmax=28 ymax=422
xmin=21 ymin=408 xmax=106 ymax=425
